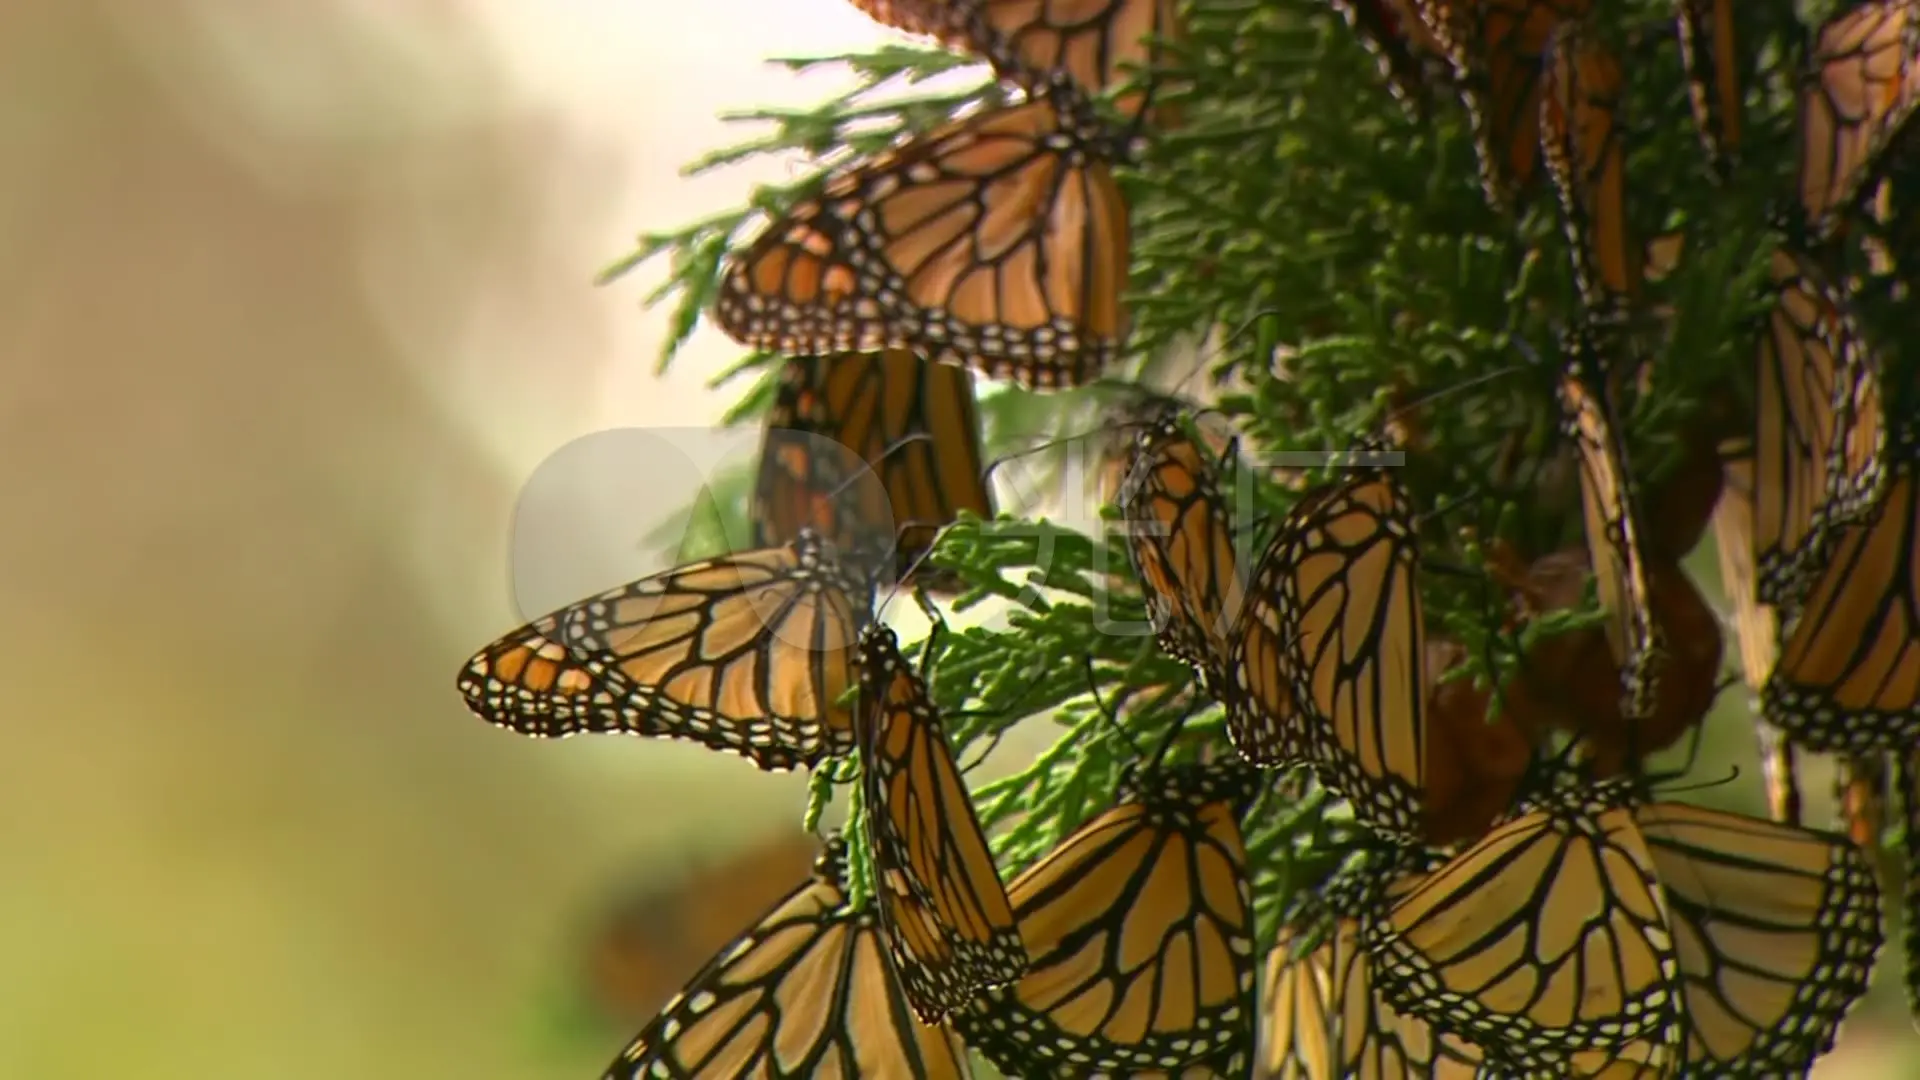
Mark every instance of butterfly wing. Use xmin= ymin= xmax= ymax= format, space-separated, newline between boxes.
xmin=603 ymin=836 xmax=976 ymax=1080
xmin=1225 ymin=532 xmax=1306 ymax=767
xmin=1796 ymin=0 xmax=1920 ymax=242
xmin=1415 ymin=0 xmax=1594 ymax=207
xmin=1262 ymin=917 xmax=1486 ymax=1079
xmin=1369 ymin=783 xmax=1681 ymax=1070
xmin=1765 ymin=472 xmax=1920 ymax=753
xmin=859 ymin=625 xmax=1027 ymax=1020
xmin=1752 ymin=245 xmax=1888 ymax=608
xmin=1540 ymin=20 xmax=1639 ymax=310
xmin=1557 ymin=342 xmax=1663 ymax=726
xmin=848 ymin=0 xmax=1183 ymax=124
xmin=956 ymin=764 xmax=1260 ymax=1076
xmin=456 ymin=531 xmax=869 ymax=772
xmin=754 ymin=350 xmax=994 ymax=591
xmin=1632 ymin=801 xmax=1882 ymax=1075
xmin=1271 ymin=472 xmax=1428 ymax=839
xmin=1676 ymin=0 xmax=1741 ymax=172
xmin=714 ymin=95 xmax=1131 ymax=389
xmin=1118 ymin=416 xmax=1243 ymax=684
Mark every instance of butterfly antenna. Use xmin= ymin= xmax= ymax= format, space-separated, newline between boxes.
xmin=912 ymin=587 xmax=948 ymax=683
xmin=1082 ymin=654 xmax=1149 ymax=759
xmin=957 ymin=730 xmax=1006 ymax=775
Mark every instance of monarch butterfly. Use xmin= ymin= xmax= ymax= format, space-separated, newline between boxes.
xmin=1557 ymin=335 xmax=1663 ymax=726
xmin=1796 ymin=0 xmax=1920 ymax=243
xmin=1676 ymin=0 xmax=1740 ymax=172
xmin=1414 ymin=0 xmax=1594 ymax=206
xmin=1261 ymin=913 xmax=1487 ymax=1078
xmin=1540 ymin=20 xmax=1639 ymax=309
xmin=600 ymin=833 xmax=976 ymax=1080
xmin=1117 ymin=413 xmax=1243 ymax=688
xmin=754 ymin=350 xmax=994 ymax=591
xmin=1326 ymin=0 xmax=1453 ymax=113
xmin=1227 ymin=465 xmax=1427 ymax=840
xmin=1751 ymin=245 xmax=1883 ymax=608
xmin=1631 ymin=800 xmax=1881 ymax=1074
xmin=456 ymin=529 xmax=870 ymax=772
xmin=1711 ymin=453 xmax=1804 ymax=825
xmin=1764 ymin=471 xmax=1920 ymax=753
xmin=859 ymin=623 xmax=1027 ymax=1020
xmin=954 ymin=762 xmax=1260 ymax=1076
xmin=1365 ymin=780 xmax=1682 ymax=1072
xmin=845 ymin=0 xmax=1184 ymax=127
xmin=712 ymin=87 xmax=1132 ymax=390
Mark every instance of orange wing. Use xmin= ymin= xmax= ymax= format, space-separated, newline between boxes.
xmin=1117 ymin=414 xmax=1243 ymax=684
xmin=1540 ymin=21 xmax=1639 ymax=309
xmin=1676 ymin=0 xmax=1741 ymax=172
xmin=714 ymin=92 xmax=1131 ymax=390
xmin=456 ymin=530 xmax=868 ymax=772
xmin=849 ymin=0 xmax=1184 ymax=126
xmin=754 ymin=350 xmax=993 ymax=591
xmin=602 ymin=835 xmax=975 ymax=1080
xmin=859 ymin=624 xmax=1027 ymax=1020
xmin=1412 ymin=0 xmax=1595 ymax=206
xmin=955 ymin=763 xmax=1260 ymax=1076
xmin=1796 ymin=0 xmax=1920 ymax=241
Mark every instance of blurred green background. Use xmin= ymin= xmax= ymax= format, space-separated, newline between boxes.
xmin=5 ymin=2 xmax=1917 ymax=1078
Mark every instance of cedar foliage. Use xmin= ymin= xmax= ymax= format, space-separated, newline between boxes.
xmin=612 ymin=0 xmax=1843 ymax=939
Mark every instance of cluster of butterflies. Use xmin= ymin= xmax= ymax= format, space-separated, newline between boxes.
xmin=454 ymin=0 xmax=1920 ymax=1077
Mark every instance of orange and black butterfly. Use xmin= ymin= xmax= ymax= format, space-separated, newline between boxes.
xmin=456 ymin=529 xmax=870 ymax=772
xmin=1796 ymin=0 xmax=1920 ymax=243
xmin=846 ymin=0 xmax=1183 ymax=127
xmin=713 ymin=85 xmax=1132 ymax=390
xmin=1413 ymin=0 xmax=1594 ymax=207
xmin=754 ymin=350 xmax=994 ymax=591
xmin=1261 ymin=911 xmax=1488 ymax=1078
xmin=1227 ymin=462 xmax=1427 ymax=840
xmin=859 ymin=623 xmax=1027 ymax=1020
xmin=1676 ymin=0 xmax=1740 ymax=174
xmin=1364 ymin=778 xmax=1683 ymax=1074
xmin=1631 ymin=799 xmax=1882 ymax=1075
xmin=1764 ymin=470 xmax=1920 ymax=754
xmin=955 ymin=762 xmax=1260 ymax=1077
xmin=1750 ymin=245 xmax=1883 ymax=607
xmin=1116 ymin=412 xmax=1243 ymax=689
xmin=1326 ymin=0 xmax=1454 ymax=113
xmin=1367 ymin=772 xmax=1881 ymax=1075
xmin=1556 ymin=331 xmax=1662 ymax=725
xmin=1540 ymin=20 xmax=1640 ymax=309
xmin=600 ymin=834 xmax=976 ymax=1080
